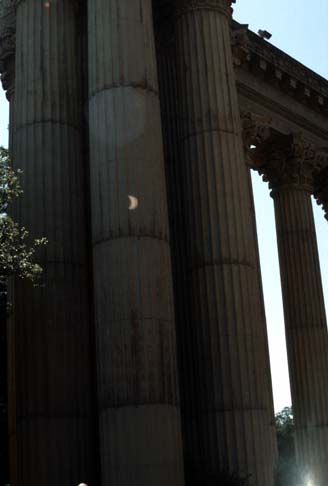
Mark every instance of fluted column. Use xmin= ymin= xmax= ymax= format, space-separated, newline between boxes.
xmin=255 ymin=133 xmax=328 ymax=485
xmin=173 ymin=1 xmax=277 ymax=484
xmin=87 ymin=2 xmax=185 ymax=485
xmin=0 ymin=3 xmax=16 ymax=482
xmin=10 ymin=1 xmax=98 ymax=484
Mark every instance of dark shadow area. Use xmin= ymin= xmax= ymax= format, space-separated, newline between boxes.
xmin=0 ymin=281 xmax=9 ymax=485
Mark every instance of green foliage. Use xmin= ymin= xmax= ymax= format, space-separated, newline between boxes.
xmin=0 ymin=147 xmax=47 ymax=284
xmin=275 ymin=406 xmax=301 ymax=486
xmin=275 ymin=406 xmax=295 ymax=461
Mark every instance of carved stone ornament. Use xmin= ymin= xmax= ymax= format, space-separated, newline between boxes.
xmin=242 ymin=114 xmax=319 ymax=193
xmin=231 ymin=23 xmax=250 ymax=66
xmin=0 ymin=0 xmax=16 ymax=99
xmin=241 ymin=111 xmax=272 ymax=167
xmin=176 ymin=0 xmax=236 ymax=18
xmin=313 ymin=148 xmax=328 ymax=220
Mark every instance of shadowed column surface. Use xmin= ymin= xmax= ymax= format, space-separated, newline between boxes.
xmin=9 ymin=1 xmax=98 ymax=484
xmin=88 ymin=1 xmax=185 ymax=485
xmin=165 ymin=1 xmax=278 ymax=484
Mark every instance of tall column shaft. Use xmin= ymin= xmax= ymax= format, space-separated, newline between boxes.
xmin=273 ymin=187 xmax=328 ymax=483
xmin=155 ymin=18 xmax=196 ymax=476
xmin=87 ymin=1 xmax=185 ymax=485
xmin=173 ymin=2 xmax=277 ymax=484
xmin=10 ymin=1 xmax=98 ymax=484
xmin=0 ymin=282 xmax=8 ymax=486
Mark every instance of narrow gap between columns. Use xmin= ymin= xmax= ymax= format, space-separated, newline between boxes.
xmin=251 ymin=170 xmax=292 ymax=413
xmin=312 ymin=196 xmax=328 ymax=320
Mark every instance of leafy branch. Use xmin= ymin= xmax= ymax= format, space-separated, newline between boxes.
xmin=0 ymin=146 xmax=47 ymax=284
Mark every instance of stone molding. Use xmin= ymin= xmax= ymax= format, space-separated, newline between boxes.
xmin=176 ymin=0 xmax=236 ymax=18
xmin=231 ymin=23 xmax=250 ymax=66
xmin=233 ymin=21 xmax=328 ymax=112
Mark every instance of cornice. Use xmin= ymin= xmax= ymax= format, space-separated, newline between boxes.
xmin=237 ymin=82 xmax=328 ymax=142
xmin=233 ymin=21 xmax=328 ymax=115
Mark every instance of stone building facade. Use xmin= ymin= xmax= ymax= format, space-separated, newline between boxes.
xmin=0 ymin=1 xmax=327 ymax=485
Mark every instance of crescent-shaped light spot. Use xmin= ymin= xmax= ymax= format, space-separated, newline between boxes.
xmin=128 ymin=195 xmax=139 ymax=211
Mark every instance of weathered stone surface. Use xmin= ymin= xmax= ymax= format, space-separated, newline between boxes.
xmin=1 ymin=2 xmax=328 ymax=485
xmin=8 ymin=1 xmax=98 ymax=484
xmin=87 ymin=1 xmax=184 ymax=485
xmin=167 ymin=1 xmax=277 ymax=484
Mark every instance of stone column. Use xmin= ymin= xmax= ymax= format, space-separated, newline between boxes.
xmin=10 ymin=1 xmax=98 ymax=484
xmin=0 ymin=3 xmax=17 ymax=484
xmin=254 ymin=133 xmax=328 ymax=485
xmin=87 ymin=2 xmax=185 ymax=485
xmin=173 ymin=1 xmax=277 ymax=484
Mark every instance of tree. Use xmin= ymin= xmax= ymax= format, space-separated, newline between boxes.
xmin=0 ymin=147 xmax=46 ymax=485
xmin=0 ymin=146 xmax=46 ymax=486
xmin=0 ymin=146 xmax=46 ymax=285
xmin=275 ymin=406 xmax=301 ymax=486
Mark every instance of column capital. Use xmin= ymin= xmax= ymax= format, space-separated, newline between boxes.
xmin=256 ymin=132 xmax=316 ymax=194
xmin=241 ymin=112 xmax=319 ymax=194
xmin=176 ymin=0 xmax=236 ymax=18
xmin=313 ymin=148 xmax=328 ymax=220
xmin=0 ymin=0 xmax=16 ymax=100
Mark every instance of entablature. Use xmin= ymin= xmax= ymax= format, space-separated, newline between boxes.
xmin=233 ymin=20 xmax=328 ymax=116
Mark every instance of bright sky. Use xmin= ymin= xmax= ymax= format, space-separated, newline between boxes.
xmin=233 ymin=0 xmax=328 ymax=412
xmin=0 ymin=0 xmax=327 ymax=413
xmin=0 ymin=91 xmax=8 ymax=147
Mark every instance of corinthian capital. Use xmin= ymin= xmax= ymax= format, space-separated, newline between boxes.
xmin=176 ymin=0 xmax=236 ymax=17
xmin=246 ymin=128 xmax=317 ymax=194
xmin=241 ymin=111 xmax=272 ymax=167
xmin=313 ymin=148 xmax=328 ymax=220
